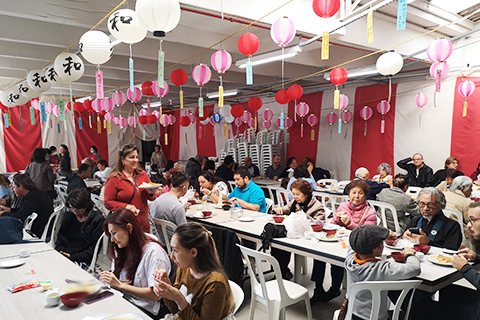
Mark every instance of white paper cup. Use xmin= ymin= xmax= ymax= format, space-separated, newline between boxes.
xmin=19 ymin=248 xmax=31 ymax=258
xmin=45 ymin=291 xmax=60 ymax=307
xmin=304 ymin=231 xmax=314 ymax=240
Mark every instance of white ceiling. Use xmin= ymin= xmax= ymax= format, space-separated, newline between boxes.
xmin=0 ymin=0 xmax=479 ymax=109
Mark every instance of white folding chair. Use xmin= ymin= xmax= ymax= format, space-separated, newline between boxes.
xmin=87 ymin=232 xmax=106 ymax=274
xmin=317 ymin=179 xmax=338 ymax=188
xmin=41 ymin=203 xmax=65 ymax=247
xmin=228 ymin=280 xmax=244 ymax=315
xmin=228 ymin=181 xmax=237 ymax=191
xmin=443 ymin=207 xmax=465 ymax=239
xmin=274 ymin=188 xmax=293 ymax=207
xmin=265 ymin=198 xmax=274 ymax=213
xmin=238 ymin=244 xmax=312 ymax=320
xmin=152 ymin=218 xmax=177 ymax=256
xmin=368 ymin=200 xmax=402 ymax=235
xmin=91 ymin=194 xmax=108 ymax=217
xmin=24 ymin=212 xmax=38 ymax=231
xmin=312 ymin=191 xmax=333 ymax=209
xmin=406 ymin=187 xmax=422 ymax=200
xmin=336 ymin=180 xmax=351 ymax=190
xmin=333 ymin=280 xmax=421 ymax=320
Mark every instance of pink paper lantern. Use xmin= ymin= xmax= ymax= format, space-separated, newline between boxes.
xmin=52 ymin=105 xmax=59 ymax=117
xmin=113 ymin=117 xmax=119 ymax=125
xmin=120 ymin=117 xmax=127 ymax=127
xmin=429 ymin=62 xmax=450 ymax=79
xmin=139 ymin=109 xmax=148 ymax=116
xmin=338 ymin=94 xmax=348 ymax=110
xmin=360 ymin=106 xmax=373 ymax=120
xmin=376 ymin=101 xmax=390 ymax=115
xmin=45 ymin=102 xmax=53 ymax=113
xmin=192 ymin=64 xmax=212 ymax=86
xmin=104 ymin=112 xmax=114 ymax=121
xmin=128 ymin=116 xmax=136 ymax=127
xmin=458 ymin=80 xmax=476 ymax=97
xmin=31 ymin=100 xmax=40 ymax=111
xmin=307 ymin=114 xmax=319 ymax=126
xmin=262 ymin=109 xmax=273 ymax=121
xmin=169 ymin=115 xmax=176 ymax=125
xmin=152 ymin=81 xmax=169 ymax=97
xmin=102 ymin=98 xmax=114 ymax=112
xmin=91 ymin=99 xmax=102 ymax=112
xmin=241 ymin=111 xmax=252 ymax=123
xmin=248 ymin=118 xmax=255 ymax=128
xmin=188 ymin=113 xmax=196 ymax=124
xmin=276 ymin=117 xmax=294 ymax=129
xmin=234 ymin=117 xmax=242 ymax=126
xmin=152 ymin=110 xmax=161 ymax=120
xmin=270 ymin=17 xmax=296 ymax=48
xmin=160 ymin=114 xmax=169 ymax=126
xmin=415 ymin=93 xmax=428 ymax=108
xmin=296 ymin=102 xmax=309 ymax=117
xmin=211 ymin=50 xmax=232 ymax=74
xmin=112 ymin=91 xmax=127 ymax=106
xmin=326 ymin=112 xmax=337 ymax=125
xmin=127 ymin=87 xmax=142 ymax=102
xmin=427 ymin=38 xmax=453 ymax=63
xmin=341 ymin=110 xmax=353 ymax=123
xmin=262 ymin=120 xmax=272 ymax=130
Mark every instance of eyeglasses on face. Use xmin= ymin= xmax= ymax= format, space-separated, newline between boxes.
xmin=467 ymin=217 xmax=480 ymax=225
xmin=417 ymin=201 xmax=438 ymax=209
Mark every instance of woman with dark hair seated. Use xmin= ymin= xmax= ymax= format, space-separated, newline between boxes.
xmin=286 ymin=165 xmax=317 ymax=200
xmin=198 ymin=171 xmax=230 ymax=203
xmin=55 ymin=188 xmax=105 ymax=266
xmin=25 ymin=147 xmax=56 ymax=200
xmin=436 ymin=168 xmax=464 ymax=192
xmin=272 ymin=179 xmax=325 ymax=279
xmin=286 ymin=157 xmax=298 ymax=178
xmin=99 ymin=208 xmax=171 ymax=319
xmin=153 ymin=222 xmax=234 ymax=320
xmin=311 ymin=179 xmax=377 ymax=304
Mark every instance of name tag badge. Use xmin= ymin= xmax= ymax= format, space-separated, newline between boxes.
xmin=431 ymin=230 xmax=437 ymax=235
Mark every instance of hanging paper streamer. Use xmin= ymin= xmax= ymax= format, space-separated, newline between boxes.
xmin=129 ymin=58 xmax=134 ymax=93
xmin=29 ymin=107 xmax=35 ymax=125
xmin=165 ymin=132 xmax=168 ymax=145
xmin=367 ymin=11 xmax=374 ymax=44
xmin=19 ymin=108 xmax=23 ymax=131
xmin=97 ymin=116 xmax=101 ymax=133
xmin=458 ymin=80 xmax=476 ymax=117
xmin=295 ymin=102 xmax=309 ymax=137
xmin=3 ymin=113 xmax=8 ymax=128
xmin=103 ymin=119 xmax=106 ymax=129
xmin=199 ymin=98 xmax=204 ymax=117
xmin=96 ymin=70 xmax=104 ymax=99
xmin=415 ymin=93 xmax=428 ymax=127
xmin=79 ymin=117 xmax=83 ymax=129
xmin=280 ymin=113 xmax=284 ymax=129
xmin=40 ymin=102 xmax=47 ymax=122
xmin=321 ymin=31 xmax=329 ymax=60
xmin=360 ymin=106 xmax=373 ymax=136
xmin=185 ymin=132 xmax=188 ymax=144
xmin=396 ymin=0 xmax=407 ymax=31
xmin=158 ymin=50 xmax=165 ymax=87
xmin=143 ymin=130 xmax=146 ymax=140
xmin=376 ymin=100 xmax=391 ymax=133
xmin=341 ymin=110 xmax=353 ymax=139
xmin=224 ymin=123 xmax=228 ymax=137
xmin=89 ymin=113 xmax=92 ymax=128
xmin=333 ymin=89 xmax=340 ymax=109
xmin=307 ymin=114 xmax=318 ymax=141
xmin=107 ymin=120 xmax=111 ymax=134
xmin=59 ymin=99 xmax=65 ymax=121
xmin=326 ymin=112 xmax=337 ymax=140
xmin=57 ymin=122 xmax=60 ymax=134
xmin=429 ymin=62 xmax=449 ymax=94
xmin=246 ymin=60 xmax=253 ymax=85
xmin=218 ymin=85 xmax=224 ymax=107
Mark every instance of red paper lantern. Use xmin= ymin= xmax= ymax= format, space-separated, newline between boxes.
xmin=195 ymin=107 xmax=211 ymax=120
xmin=73 ymin=102 xmax=84 ymax=112
xmin=275 ymin=90 xmax=290 ymax=105
xmin=237 ymin=32 xmax=260 ymax=56
xmin=147 ymin=114 xmax=157 ymax=124
xmin=65 ymin=101 xmax=72 ymax=111
xmin=179 ymin=116 xmax=191 ymax=126
xmin=329 ymin=68 xmax=348 ymax=86
xmin=231 ymin=104 xmax=244 ymax=118
xmin=287 ymin=84 xmax=303 ymax=100
xmin=83 ymin=99 xmax=93 ymax=112
xmin=141 ymin=81 xmax=154 ymax=96
xmin=313 ymin=0 xmax=341 ymax=18
xmin=100 ymin=110 xmax=106 ymax=116
xmin=170 ymin=69 xmax=188 ymax=86
xmin=139 ymin=115 xmax=148 ymax=125
xmin=248 ymin=97 xmax=262 ymax=111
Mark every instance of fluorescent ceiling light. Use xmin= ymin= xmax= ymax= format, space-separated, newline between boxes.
xmin=206 ymin=89 xmax=238 ymax=99
xmin=235 ymin=46 xmax=302 ymax=69
xmin=142 ymin=101 xmax=162 ymax=108
xmin=430 ymin=0 xmax=479 ymax=13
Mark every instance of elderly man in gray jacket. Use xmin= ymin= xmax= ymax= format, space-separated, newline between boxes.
xmin=377 ymin=174 xmax=421 ymax=233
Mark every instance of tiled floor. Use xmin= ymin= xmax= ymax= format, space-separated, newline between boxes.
xmin=96 ymin=253 xmax=345 ymax=320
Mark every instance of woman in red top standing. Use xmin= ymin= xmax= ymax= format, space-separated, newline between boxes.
xmin=104 ymin=144 xmax=159 ymax=233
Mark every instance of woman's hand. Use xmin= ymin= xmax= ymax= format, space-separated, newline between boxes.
xmin=154 ymin=186 xmax=165 ymax=196
xmin=99 ymin=271 xmax=131 ymax=291
xmin=339 ymin=214 xmax=351 ymax=226
xmin=201 ymin=188 xmax=211 ymax=196
xmin=59 ymin=251 xmax=71 ymax=259
xmin=274 ymin=207 xmax=283 ymax=214
xmin=125 ymin=204 xmax=138 ymax=215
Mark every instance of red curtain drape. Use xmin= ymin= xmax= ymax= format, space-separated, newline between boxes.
xmin=75 ymin=111 xmax=109 ymax=166
xmin=287 ymin=91 xmax=323 ymax=164
xmin=451 ymin=77 xmax=480 ymax=175
xmin=351 ymin=84 xmax=397 ymax=179
xmin=4 ymin=104 xmax=42 ymax=172
xmin=196 ymin=105 xmax=216 ymax=157
xmin=160 ymin=110 xmax=180 ymax=162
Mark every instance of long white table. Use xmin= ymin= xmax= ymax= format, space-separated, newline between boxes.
xmin=187 ymin=204 xmax=479 ymax=293
xmin=0 ymin=244 xmax=149 ymax=319
xmin=58 ymin=179 xmax=102 ymax=188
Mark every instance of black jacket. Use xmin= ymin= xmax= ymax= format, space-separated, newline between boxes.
xmin=67 ymin=174 xmax=87 ymax=194
xmin=55 ymin=207 xmax=105 ymax=264
xmin=431 ymin=168 xmax=465 ymax=187
xmin=404 ymin=213 xmax=463 ymax=250
xmin=215 ymin=164 xmax=234 ymax=181
xmin=4 ymin=188 xmax=53 ymax=237
xmin=397 ymin=157 xmax=434 ymax=187
xmin=312 ymin=167 xmax=331 ymax=181
xmin=186 ymin=160 xmax=202 ymax=180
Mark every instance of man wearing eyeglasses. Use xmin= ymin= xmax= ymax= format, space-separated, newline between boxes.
xmin=397 ymin=153 xmax=434 ymax=187
xmin=402 ymin=187 xmax=462 ymax=250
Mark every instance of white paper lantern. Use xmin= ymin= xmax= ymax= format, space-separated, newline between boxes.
xmin=79 ymin=30 xmax=113 ymax=65
xmin=13 ymin=86 xmax=29 ymax=106
xmin=54 ymin=53 xmax=85 ymax=82
xmin=45 ymin=66 xmax=69 ymax=87
xmin=0 ymin=89 xmax=22 ymax=108
xmin=27 ymin=69 xmax=52 ymax=92
xmin=219 ymin=104 xmax=231 ymax=117
xmin=224 ymin=115 xmax=235 ymax=123
xmin=19 ymin=82 xmax=39 ymax=99
xmin=136 ymin=0 xmax=181 ymax=37
xmin=108 ymin=9 xmax=147 ymax=44
xmin=376 ymin=51 xmax=404 ymax=76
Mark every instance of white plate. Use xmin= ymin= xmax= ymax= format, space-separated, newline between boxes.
xmin=239 ymin=217 xmax=255 ymax=222
xmin=427 ymin=255 xmax=453 ymax=267
xmin=315 ymin=232 xmax=339 ymax=242
xmin=138 ymin=184 xmax=161 ymax=189
xmin=384 ymin=239 xmax=415 ymax=251
xmin=0 ymin=258 xmax=25 ymax=268
xmin=442 ymin=248 xmax=457 ymax=255
xmin=322 ymin=224 xmax=340 ymax=231
xmin=193 ymin=213 xmax=213 ymax=219
xmin=101 ymin=314 xmax=145 ymax=320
